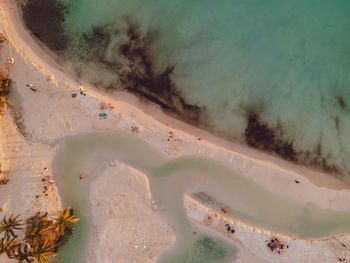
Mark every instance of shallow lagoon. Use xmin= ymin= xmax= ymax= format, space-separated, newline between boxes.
xmin=53 ymin=132 xmax=350 ymax=262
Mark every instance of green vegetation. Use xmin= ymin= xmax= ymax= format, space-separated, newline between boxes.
xmin=0 ymin=207 xmax=79 ymax=262
xmin=54 ymin=206 xmax=79 ymax=236
xmin=0 ymin=214 xmax=23 ymax=238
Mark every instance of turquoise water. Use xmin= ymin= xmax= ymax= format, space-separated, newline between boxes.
xmin=53 ymin=132 xmax=350 ymax=262
xmin=21 ymin=0 xmax=350 ymax=177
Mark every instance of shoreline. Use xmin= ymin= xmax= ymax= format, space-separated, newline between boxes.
xmin=1 ymin=0 xmax=350 ymax=227
xmin=184 ymin=195 xmax=350 ymax=263
xmin=1 ymin=1 xmax=350 ymax=262
xmin=114 ymin=90 xmax=350 ymax=191
xmin=2 ymin=0 xmax=349 ymax=192
xmin=14 ymin=0 xmax=350 ymax=186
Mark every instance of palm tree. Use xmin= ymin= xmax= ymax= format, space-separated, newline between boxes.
xmin=31 ymin=239 xmax=58 ymax=263
xmin=0 ymin=237 xmax=20 ymax=259
xmin=14 ymin=242 xmax=33 ymax=263
xmin=54 ymin=207 xmax=79 ymax=236
xmin=0 ymin=237 xmax=8 ymax=256
xmin=0 ymin=214 xmax=23 ymax=238
xmin=25 ymin=219 xmax=54 ymax=247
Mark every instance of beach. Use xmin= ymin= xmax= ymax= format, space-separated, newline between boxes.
xmin=1 ymin=0 xmax=350 ymax=262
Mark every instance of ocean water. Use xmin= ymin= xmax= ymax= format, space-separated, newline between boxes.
xmin=53 ymin=132 xmax=350 ymax=262
xmin=20 ymin=0 xmax=350 ymax=178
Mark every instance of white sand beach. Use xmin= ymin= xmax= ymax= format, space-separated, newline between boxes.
xmin=1 ymin=0 xmax=350 ymax=262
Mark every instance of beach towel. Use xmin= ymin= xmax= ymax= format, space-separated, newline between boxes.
xmin=99 ymin=113 xmax=107 ymax=119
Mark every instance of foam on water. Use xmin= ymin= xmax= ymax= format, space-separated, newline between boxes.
xmin=20 ymin=0 xmax=350 ymax=178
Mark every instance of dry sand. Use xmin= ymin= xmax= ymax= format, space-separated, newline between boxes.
xmin=88 ymin=162 xmax=175 ymax=263
xmin=0 ymin=0 xmax=350 ymax=262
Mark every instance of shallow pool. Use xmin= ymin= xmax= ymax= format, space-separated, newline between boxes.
xmin=52 ymin=132 xmax=350 ymax=262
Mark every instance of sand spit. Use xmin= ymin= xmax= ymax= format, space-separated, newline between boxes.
xmin=88 ymin=162 xmax=175 ymax=263
xmin=0 ymin=0 xmax=350 ymax=262
xmin=185 ymin=196 xmax=350 ymax=263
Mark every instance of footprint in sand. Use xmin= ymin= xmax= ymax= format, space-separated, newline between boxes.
xmin=105 ymin=207 xmax=116 ymax=217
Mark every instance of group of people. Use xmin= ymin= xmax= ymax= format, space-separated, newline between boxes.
xmin=221 ymin=208 xmax=231 ymax=215
xmin=221 ymin=207 xmax=235 ymax=234
xmin=224 ymin=223 xmax=235 ymax=234
xmin=338 ymin=258 xmax=347 ymax=262
xmin=9 ymin=57 xmax=37 ymax=93
xmin=100 ymin=102 xmax=114 ymax=110
xmin=99 ymin=102 xmax=116 ymax=120
xmin=0 ymin=165 xmax=9 ymax=185
xmin=26 ymin=83 xmax=37 ymax=92
xmin=24 ymin=79 xmax=87 ymax=96
xmin=79 ymin=85 xmax=87 ymax=96
xmin=7 ymin=57 xmax=14 ymax=64
xmin=36 ymin=168 xmax=54 ymax=198
xmin=267 ymin=237 xmax=288 ymax=254
xmin=0 ymin=178 xmax=9 ymax=185
xmin=131 ymin=125 xmax=139 ymax=133
xmin=79 ymin=172 xmax=87 ymax=180
xmin=167 ymin=131 xmax=182 ymax=143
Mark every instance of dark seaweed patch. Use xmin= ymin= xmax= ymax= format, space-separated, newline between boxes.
xmin=335 ymin=116 xmax=340 ymax=130
xmin=244 ymin=112 xmax=297 ymax=161
xmin=77 ymin=21 xmax=202 ymax=123
xmin=81 ymin=26 xmax=114 ymax=65
xmin=244 ymin=112 xmax=343 ymax=175
xmin=119 ymin=22 xmax=202 ymax=122
xmin=338 ymin=96 xmax=346 ymax=109
xmin=21 ymin=0 xmax=68 ymax=51
xmin=307 ymin=143 xmax=341 ymax=174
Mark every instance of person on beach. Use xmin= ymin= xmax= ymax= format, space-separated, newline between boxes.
xmin=0 ymin=179 xmax=9 ymax=185
xmin=79 ymin=85 xmax=85 ymax=92
xmin=79 ymin=85 xmax=87 ymax=96
xmin=340 ymin=242 xmax=347 ymax=248
xmin=80 ymin=173 xmax=87 ymax=180
xmin=7 ymin=58 xmax=14 ymax=64
xmin=267 ymin=237 xmax=286 ymax=254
